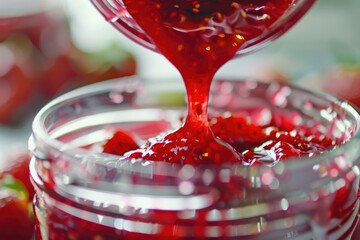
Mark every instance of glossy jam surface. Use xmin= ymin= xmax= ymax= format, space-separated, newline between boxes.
xmin=104 ymin=114 xmax=337 ymax=166
xmin=118 ymin=0 xmax=295 ymax=164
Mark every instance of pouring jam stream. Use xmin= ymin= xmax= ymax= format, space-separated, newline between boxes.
xmin=118 ymin=0 xmax=298 ymax=164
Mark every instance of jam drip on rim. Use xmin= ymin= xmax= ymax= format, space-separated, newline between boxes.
xmin=118 ymin=0 xmax=295 ymax=164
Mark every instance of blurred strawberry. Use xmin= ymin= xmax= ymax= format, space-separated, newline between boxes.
xmin=0 ymin=176 xmax=34 ymax=240
xmin=41 ymin=52 xmax=79 ymax=98
xmin=0 ymin=21 xmax=13 ymax=42
xmin=0 ymin=44 xmax=33 ymax=125
xmin=1 ymin=13 xmax=137 ymax=126
xmin=74 ymin=42 xmax=137 ymax=87
xmin=252 ymin=67 xmax=289 ymax=84
xmin=40 ymin=43 xmax=137 ymax=99
xmin=81 ymin=50 xmax=137 ymax=85
xmin=0 ymin=149 xmax=34 ymax=200
xmin=22 ymin=13 xmax=57 ymax=50
xmin=323 ymin=66 xmax=360 ymax=108
xmin=85 ymin=56 xmax=136 ymax=83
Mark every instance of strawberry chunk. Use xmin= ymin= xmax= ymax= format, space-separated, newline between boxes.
xmin=103 ymin=130 xmax=139 ymax=156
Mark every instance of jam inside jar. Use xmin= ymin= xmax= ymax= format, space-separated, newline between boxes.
xmin=29 ymin=77 xmax=360 ymax=239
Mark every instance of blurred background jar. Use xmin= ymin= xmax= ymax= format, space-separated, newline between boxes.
xmin=0 ymin=0 xmax=137 ymax=126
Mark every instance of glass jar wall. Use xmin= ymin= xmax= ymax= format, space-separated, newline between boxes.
xmin=29 ymin=77 xmax=360 ymax=239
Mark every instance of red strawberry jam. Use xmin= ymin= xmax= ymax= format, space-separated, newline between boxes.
xmin=104 ymin=114 xmax=337 ymax=166
xmin=117 ymin=0 xmax=297 ymax=164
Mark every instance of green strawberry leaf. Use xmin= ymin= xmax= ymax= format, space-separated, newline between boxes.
xmin=0 ymin=174 xmax=29 ymax=201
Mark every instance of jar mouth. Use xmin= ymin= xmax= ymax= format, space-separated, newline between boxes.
xmin=31 ymin=76 xmax=360 ymax=164
xmin=30 ymin=76 xmax=360 ymax=206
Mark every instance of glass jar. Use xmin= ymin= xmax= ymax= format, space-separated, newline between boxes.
xmin=89 ymin=0 xmax=316 ymax=56
xmin=29 ymin=77 xmax=360 ymax=239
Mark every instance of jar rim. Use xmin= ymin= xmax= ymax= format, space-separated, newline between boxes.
xmin=29 ymin=76 xmax=360 ymax=212
xmin=30 ymin=76 xmax=360 ymax=173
